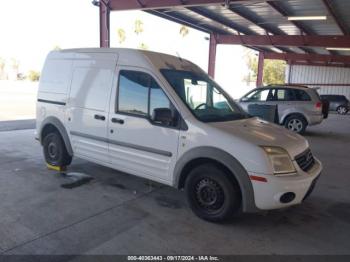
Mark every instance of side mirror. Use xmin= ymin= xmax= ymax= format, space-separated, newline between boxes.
xmin=240 ymin=97 xmax=249 ymax=102
xmin=151 ymin=108 xmax=173 ymax=126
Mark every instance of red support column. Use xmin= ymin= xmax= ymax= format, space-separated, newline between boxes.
xmin=208 ymin=33 xmax=217 ymax=78
xmin=100 ymin=1 xmax=110 ymax=48
xmin=256 ymin=52 xmax=264 ymax=87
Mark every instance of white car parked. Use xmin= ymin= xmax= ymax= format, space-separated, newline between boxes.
xmin=36 ymin=48 xmax=322 ymax=222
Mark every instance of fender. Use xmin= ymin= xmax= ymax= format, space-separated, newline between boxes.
xmin=173 ymin=146 xmax=259 ymax=213
xmin=39 ymin=117 xmax=73 ymax=156
xmin=281 ymin=111 xmax=308 ymax=125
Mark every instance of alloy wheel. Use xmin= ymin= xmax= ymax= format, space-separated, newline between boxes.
xmin=287 ymin=119 xmax=303 ymax=132
xmin=338 ymin=107 xmax=347 ymax=115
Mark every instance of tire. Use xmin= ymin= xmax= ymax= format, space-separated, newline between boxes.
xmin=185 ymin=163 xmax=241 ymax=223
xmin=43 ymin=131 xmax=72 ymax=167
xmin=337 ymin=106 xmax=348 ymax=115
xmin=284 ymin=115 xmax=307 ymax=134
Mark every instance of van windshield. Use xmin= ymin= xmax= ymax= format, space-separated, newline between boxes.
xmin=160 ymin=69 xmax=249 ymax=122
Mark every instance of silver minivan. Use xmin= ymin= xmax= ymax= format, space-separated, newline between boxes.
xmin=238 ymin=85 xmax=324 ymax=134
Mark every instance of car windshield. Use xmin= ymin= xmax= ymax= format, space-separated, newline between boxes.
xmin=160 ymin=69 xmax=249 ymax=122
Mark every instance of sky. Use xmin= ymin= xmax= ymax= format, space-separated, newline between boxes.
xmin=0 ymin=0 xmax=256 ymax=98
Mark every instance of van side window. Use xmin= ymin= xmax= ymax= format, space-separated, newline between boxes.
xmin=117 ymin=70 xmax=177 ymax=127
xmin=118 ymin=71 xmax=149 ymax=116
xmin=149 ymin=79 xmax=171 ymax=114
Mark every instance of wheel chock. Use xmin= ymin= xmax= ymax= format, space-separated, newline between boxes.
xmin=47 ymin=164 xmax=67 ymax=172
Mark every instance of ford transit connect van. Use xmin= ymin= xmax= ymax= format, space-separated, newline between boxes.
xmin=36 ymin=48 xmax=322 ymax=222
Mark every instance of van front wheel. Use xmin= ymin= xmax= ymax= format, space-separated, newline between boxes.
xmin=185 ymin=164 xmax=241 ymax=222
xmin=43 ymin=132 xmax=72 ymax=167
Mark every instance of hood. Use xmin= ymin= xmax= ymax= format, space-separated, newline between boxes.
xmin=209 ymin=117 xmax=309 ymax=158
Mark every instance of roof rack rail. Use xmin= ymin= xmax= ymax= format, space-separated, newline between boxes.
xmin=267 ymin=84 xmax=309 ymax=88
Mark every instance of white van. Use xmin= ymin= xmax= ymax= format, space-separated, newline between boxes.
xmin=36 ymin=48 xmax=322 ymax=222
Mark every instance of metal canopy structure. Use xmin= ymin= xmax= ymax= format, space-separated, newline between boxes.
xmin=97 ymin=0 xmax=350 ymax=86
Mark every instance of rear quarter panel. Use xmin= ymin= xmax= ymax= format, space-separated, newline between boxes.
xmin=36 ymin=52 xmax=75 ymax=137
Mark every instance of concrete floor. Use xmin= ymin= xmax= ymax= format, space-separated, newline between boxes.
xmin=0 ymin=114 xmax=349 ymax=255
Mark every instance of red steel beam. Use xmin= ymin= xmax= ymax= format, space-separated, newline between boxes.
xmin=100 ymin=0 xmax=110 ymax=47
xmin=264 ymin=52 xmax=350 ymax=63
xmin=208 ymin=33 xmax=217 ymax=78
xmin=322 ymin=0 xmax=349 ymax=35
xmin=108 ymin=0 xmax=231 ymax=11
xmin=216 ymin=35 xmax=350 ymax=48
xmin=256 ymin=52 xmax=264 ymax=87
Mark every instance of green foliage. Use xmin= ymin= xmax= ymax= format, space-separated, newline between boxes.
xmin=180 ymin=25 xmax=189 ymax=37
xmin=53 ymin=45 xmax=62 ymax=51
xmin=28 ymin=70 xmax=40 ymax=82
xmin=263 ymin=59 xmax=286 ymax=85
xmin=117 ymin=28 xmax=126 ymax=44
xmin=244 ymin=51 xmax=286 ymax=85
xmin=134 ymin=19 xmax=144 ymax=35
xmin=138 ymin=42 xmax=148 ymax=50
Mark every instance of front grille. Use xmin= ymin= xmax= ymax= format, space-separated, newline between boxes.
xmin=295 ymin=149 xmax=315 ymax=172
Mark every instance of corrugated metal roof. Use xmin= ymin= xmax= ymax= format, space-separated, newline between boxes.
xmin=278 ymin=0 xmax=342 ymax=35
xmin=149 ymin=0 xmax=350 ymax=65
xmin=332 ymin=0 xmax=350 ymax=34
xmin=233 ymin=1 xmax=301 ymax=35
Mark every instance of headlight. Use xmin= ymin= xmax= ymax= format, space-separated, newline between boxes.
xmin=261 ymin=146 xmax=296 ymax=175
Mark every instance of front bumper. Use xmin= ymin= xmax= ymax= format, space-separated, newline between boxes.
xmin=249 ymin=158 xmax=322 ymax=210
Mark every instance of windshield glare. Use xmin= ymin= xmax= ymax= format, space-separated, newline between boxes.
xmin=160 ymin=69 xmax=248 ymax=122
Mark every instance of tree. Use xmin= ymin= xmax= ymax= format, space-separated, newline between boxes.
xmin=27 ymin=70 xmax=40 ymax=81
xmin=134 ymin=19 xmax=144 ymax=35
xmin=138 ymin=42 xmax=149 ymax=50
xmin=244 ymin=51 xmax=286 ymax=85
xmin=0 ymin=57 xmax=5 ymax=79
xmin=117 ymin=28 xmax=126 ymax=44
xmin=53 ymin=45 xmax=62 ymax=51
xmin=179 ymin=25 xmax=189 ymax=37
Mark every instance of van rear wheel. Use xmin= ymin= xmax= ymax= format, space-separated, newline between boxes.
xmin=43 ymin=132 xmax=72 ymax=167
xmin=185 ymin=164 xmax=241 ymax=222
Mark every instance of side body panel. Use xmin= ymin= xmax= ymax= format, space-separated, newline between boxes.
xmin=107 ymin=66 xmax=180 ymax=184
xmin=66 ymin=53 xmax=118 ymax=164
xmin=36 ymin=52 xmax=75 ymax=139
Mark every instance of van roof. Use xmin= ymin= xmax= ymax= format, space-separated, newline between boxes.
xmin=58 ymin=47 xmax=163 ymax=55
xmin=50 ymin=48 xmax=202 ymax=74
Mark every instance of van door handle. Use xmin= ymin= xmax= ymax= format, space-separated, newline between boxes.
xmin=94 ymin=114 xmax=106 ymax=121
xmin=111 ymin=118 xmax=124 ymax=124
